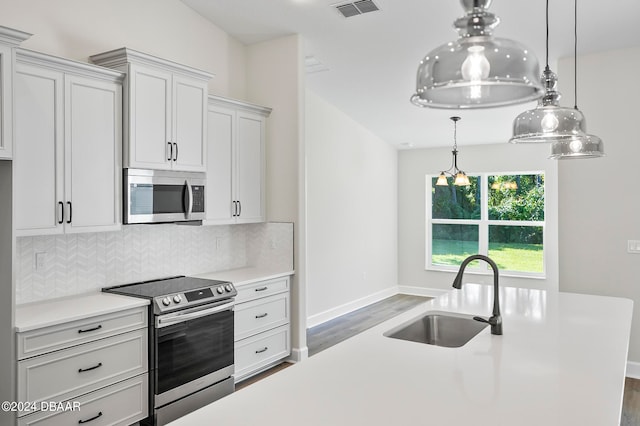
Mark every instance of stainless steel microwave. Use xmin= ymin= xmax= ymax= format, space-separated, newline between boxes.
xmin=124 ymin=169 xmax=206 ymax=224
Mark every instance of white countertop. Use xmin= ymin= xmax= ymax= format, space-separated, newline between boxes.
xmin=192 ymin=267 xmax=294 ymax=286
xmin=15 ymin=292 xmax=150 ymax=332
xmin=169 ymin=284 xmax=633 ymax=426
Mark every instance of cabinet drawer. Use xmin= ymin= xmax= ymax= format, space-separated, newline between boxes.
xmin=235 ymin=277 xmax=289 ymax=303
xmin=17 ymin=307 xmax=147 ymax=360
xmin=18 ymin=373 xmax=148 ymax=426
xmin=235 ymin=325 xmax=290 ymax=382
xmin=235 ymin=293 xmax=289 ymax=341
xmin=17 ymin=329 xmax=147 ymax=416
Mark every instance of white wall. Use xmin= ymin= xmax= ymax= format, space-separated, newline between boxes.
xmin=398 ymin=142 xmax=559 ymax=293
xmin=1 ymin=0 xmax=247 ymax=99
xmin=245 ymin=36 xmax=307 ymax=359
xmin=305 ymin=90 xmax=398 ymax=326
xmin=557 ymin=47 xmax=640 ymax=363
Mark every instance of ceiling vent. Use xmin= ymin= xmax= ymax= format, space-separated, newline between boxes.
xmin=335 ymin=0 xmax=380 ymax=18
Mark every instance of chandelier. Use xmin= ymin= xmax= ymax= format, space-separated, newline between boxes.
xmin=436 ymin=117 xmax=470 ymax=187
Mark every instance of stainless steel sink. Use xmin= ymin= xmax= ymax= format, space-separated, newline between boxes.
xmin=384 ymin=312 xmax=488 ymax=348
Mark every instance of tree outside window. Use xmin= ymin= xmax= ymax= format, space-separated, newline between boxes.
xmin=428 ymin=173 xmax=545 ymax=275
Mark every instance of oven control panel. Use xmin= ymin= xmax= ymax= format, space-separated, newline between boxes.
xmin=153 ymin=283 xmax=237 ymax=314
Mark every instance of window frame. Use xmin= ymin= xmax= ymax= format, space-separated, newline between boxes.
xmin=425 ymin=170 xmax=546 ymax=279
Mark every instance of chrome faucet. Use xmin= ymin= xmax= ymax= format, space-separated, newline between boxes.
xmin=452 ymin=254 xmax=503 ymax=335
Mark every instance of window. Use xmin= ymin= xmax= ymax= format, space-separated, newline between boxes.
xmin=427 ymin=172 xmax=545 ymax=277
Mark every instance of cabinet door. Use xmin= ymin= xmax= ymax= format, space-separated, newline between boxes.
xmin=64 ymin=75 xmax=122 ymax=233
xmin=235 ymin=111 xmax=265 ymax=223
xmin=172 ymin=75 xmax=207 ymax=171
xmin=0 ymin=45 xmax=12 ymax=159
xmin=14 ymin=64 xmax=64 ymax=235
xmin=128 ymin=64 xmax=172 ymax=170
xmin=206 ymin=105 xmax=234 ymax=224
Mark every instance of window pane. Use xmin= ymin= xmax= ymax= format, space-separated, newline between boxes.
xmin=488 ymin=174 xmax=544 ymax=221
xmin=488 ymin=225 xmax=543 ymax=272
xmin=432 ymin=176 xmax=481 ymax=220
xmin=432 ymin=224 xmax=479 ymax=266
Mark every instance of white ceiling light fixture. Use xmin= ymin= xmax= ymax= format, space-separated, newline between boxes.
xmin=548 ymin=0 xmax=604 ymax=159
xmin=436 ymin=117 xmax=471 ymax=187
xmin=411 ymin=0 xmax=544 ymax=109
xmin=510 ymin=0 xmax=604 ymax=162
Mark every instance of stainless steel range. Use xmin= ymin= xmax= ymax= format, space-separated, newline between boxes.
xmin=103 ymin=276 xmax=237 ymax=425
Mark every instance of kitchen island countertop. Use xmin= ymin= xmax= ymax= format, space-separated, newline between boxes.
xmin=169 ymin=284 xmax=632 ymax=426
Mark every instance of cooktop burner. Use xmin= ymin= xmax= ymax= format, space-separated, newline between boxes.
xmin=103 ymin=275 xmax=237 ymax=314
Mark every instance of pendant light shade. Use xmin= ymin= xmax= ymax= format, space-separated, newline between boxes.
xmin=510 ymin=68 xmax=587 ymax=143
xmin=410 ymin=0 xmax=544 ymax=109
xmin=548 ymin=134 xmax=604 ymax=159
xmin=510 ymin=0 xmax=604 ymax=159
xmin=436 ymin=117 xmax=471 ymax=186
xmin=549 ymin=0 xmax=604 ymax=159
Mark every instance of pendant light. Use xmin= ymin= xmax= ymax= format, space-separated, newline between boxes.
xmin=510 ymin=0 xmax=604 ymax=159
xmin=410 ymin=0 xmax=544 ymax=109
xmin=436 ymin=117 xmax=471 ymax=187
xmin=549 ymin=0 xmax=604 ymax=159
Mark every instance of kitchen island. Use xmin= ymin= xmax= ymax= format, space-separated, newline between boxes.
xmin=169 ymin=284 xmax=633 ymax=426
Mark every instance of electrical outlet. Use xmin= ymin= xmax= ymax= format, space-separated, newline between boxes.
xmin=216 ymin=237 xmax=222 ymax=250
xmin=35 ymin=252 xmax=46 ymax=270
xmin=628 ymin=240 xmax=640 ymax=254
xmin=269 ymin=238 xmax=277 ymax=249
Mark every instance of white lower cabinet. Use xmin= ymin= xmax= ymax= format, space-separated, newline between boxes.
xmin=15 ymin=306 xmax=148 ymax=425
xmin=17 ymin=374 xmax=148 ymax=426
xmin=234 ymin=276 xmax=291 ymax=382
xmin=235 ymin=326 xmax=290 ymax=381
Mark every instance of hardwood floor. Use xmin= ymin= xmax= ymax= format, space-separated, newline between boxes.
xmin=307 ymin=294 xmax=432 ymax=356
xmin=237 ymin=294 xmax=640 ymax=425
xmin=622 ymin=377 xmax=640 ymax=426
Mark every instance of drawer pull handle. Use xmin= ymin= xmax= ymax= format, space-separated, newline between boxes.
xmin=255 ymin=287 xmax=268 ymax=292
xmin=78 ymin=325 xmax=102 ymax=334
xmin=255 ymin=313 xmax=268 ymax=319
xmin=78 ymin=412 xmax=102 ymax=424
xmin=255 ymin=347 xmax=268 ymax=354
xmin=78 ymin=362 xmax=103 ymax=373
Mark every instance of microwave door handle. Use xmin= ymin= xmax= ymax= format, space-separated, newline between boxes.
xmin=185 ymin=179 xmax=193 ymax=219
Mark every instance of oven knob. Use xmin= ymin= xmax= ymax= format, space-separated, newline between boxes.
xmin=217 ymin=286 xmax=224 ymax=294
xmin=173 ymin=295 xmax=182 ymax=304
xmin=225 ymin=284 xmax=233 ymax=292
xmin=162 ymin=297 xmax=171 ymax=306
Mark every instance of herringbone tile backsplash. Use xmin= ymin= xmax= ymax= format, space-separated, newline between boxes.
xmin=16 ymin=222 xmax=293 ymax=304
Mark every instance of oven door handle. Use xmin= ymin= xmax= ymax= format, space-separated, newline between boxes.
xmin=157 ymin=301 xmax=234 ymax=328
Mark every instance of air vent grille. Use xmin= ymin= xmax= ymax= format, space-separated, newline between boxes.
xmin=335 ymin=0 xmax=380 ymax=18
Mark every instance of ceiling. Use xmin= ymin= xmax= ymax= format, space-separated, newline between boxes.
xmin=182 ymin=0 xmax=640 ymax=149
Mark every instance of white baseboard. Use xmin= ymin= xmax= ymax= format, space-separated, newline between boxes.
xmin=627 ymin=361 xmax=640 ymax=379
xmin=397 ymin=285 xmax=448 ymax=298
xmin=307 ymin=286 xmax=397 ymax=328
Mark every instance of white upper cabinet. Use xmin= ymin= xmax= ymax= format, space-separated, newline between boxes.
xmin=0 ymin=26 xmax=31 ymax=159
xmin=13 ymin=50 xmax=123 ymax=236
xmin=91 ymin=48 xmax=212 ymax=172
xmin=206 ymin=96 xmax=271 ymax=225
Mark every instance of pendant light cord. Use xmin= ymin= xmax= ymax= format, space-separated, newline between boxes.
xmin=574 ymin=0 xmax=578 ymax=109
xmin=545 ymin=0 xmax=549 ymax=72
xmin=453 ymin=119 xmax=458 ymax=151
